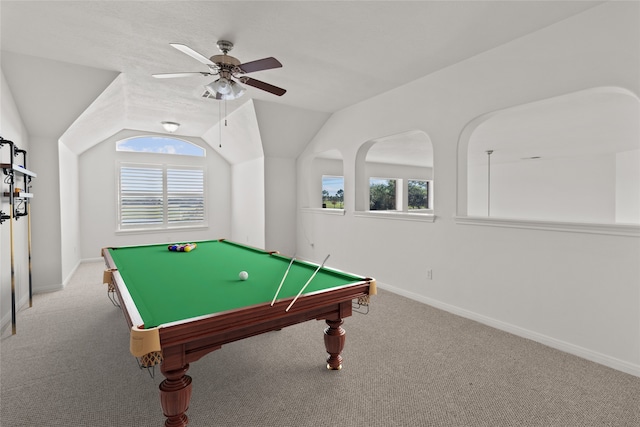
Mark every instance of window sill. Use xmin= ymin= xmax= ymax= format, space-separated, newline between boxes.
xmin=116 ymin=224 xmax=209 ymax=235
xmin=354 ymin=211 xmax=435 ymax=222
xmin=300 ymin=208 xmax=345 ymax=216
xmin=454 ymin=216 xmax=640 ymax=237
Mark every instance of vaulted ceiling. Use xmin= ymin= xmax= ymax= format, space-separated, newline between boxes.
xmin=0 ymin=1 xmax=606 ymax=161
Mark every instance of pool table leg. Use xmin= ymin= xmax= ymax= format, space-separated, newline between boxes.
xmin=324 ymin=319 xmax=346 ymax=370
xmin=159 ymin=364 xmax=193 ymax=427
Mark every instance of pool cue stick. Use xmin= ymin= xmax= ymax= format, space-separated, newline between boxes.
xmin=271 ymin=254 xmax=296 ymax=306
xmin=9 ymin=191 xmax=16 ymax=334
xmin=286 ymin=254 xmax=330 ymax=312
xmin=27 ymin=187 xmax=33 ymax=308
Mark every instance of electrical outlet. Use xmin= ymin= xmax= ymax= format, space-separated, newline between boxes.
xmin=427 ymin=269 xmax=433 ymax=280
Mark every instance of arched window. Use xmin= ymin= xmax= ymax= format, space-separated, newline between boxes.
xmin=116 ymin=136 xmax=205 ymax=157
xmin=461 ymin=87 xmax=639 ymax=226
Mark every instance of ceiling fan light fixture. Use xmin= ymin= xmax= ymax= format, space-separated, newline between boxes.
xmin=228 ymin=81 xmax=246 ymax=99
xmin=161 ymin=121 xmax=180 ymax=133
xmin=205 ymin=79 xmax=246 ymax=100
xmin=209 ymin=78 xmax=232 ymax=95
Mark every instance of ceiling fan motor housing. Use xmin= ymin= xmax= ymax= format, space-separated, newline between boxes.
xmin=209 ymin=54 xmax=241 ymax=67
xmin=210 ymin=55 xmax=241 ymax=79
xmin=216 ymin=40 xmax=234 ymax=54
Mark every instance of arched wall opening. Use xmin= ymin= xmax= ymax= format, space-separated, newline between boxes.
xmin=458 ymin=87 xmax=640 ymax=224
xmin=355 ymin=130 xmax=434 ymax=215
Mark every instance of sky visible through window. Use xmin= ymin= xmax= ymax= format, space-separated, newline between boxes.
xmin=117 ymin=136 xmax=204 ymax=157
xmin=369 ymin=178 xmax=391 ymax=186
xmin=322 ymin=176 xmax=344 ymax=196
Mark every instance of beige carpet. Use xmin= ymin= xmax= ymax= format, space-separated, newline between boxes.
xmin=1 ymin=261 xmax=639 ymax=426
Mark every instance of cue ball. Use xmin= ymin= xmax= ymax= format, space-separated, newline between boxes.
xmin=239 ymin=271 xmax=249 ymax=281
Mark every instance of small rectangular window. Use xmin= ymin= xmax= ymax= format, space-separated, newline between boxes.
xmin=322 ymin=176 xmax=344 ymax=209
xmin=369 ymin=178 xmax=397 ymax=210
xmin=408 ymin=180 xmax=429 ymax=210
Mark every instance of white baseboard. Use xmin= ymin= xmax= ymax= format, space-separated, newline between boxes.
xmin=26 ymin=258 xmax=105 ymax=298
xmin=62 ymin=260 xmax=82 ymax=288
xmin=1 ymin=292 xmax=36 ymax=334
xmin=1 ymin=312 xmax=11 ymax=334
xmin=2 ymin=259 xmax=97 ymax=332
xmin=33 ymin=283 xmax=64 ymax=294
xmin=377 ymin=282 xmax=640 ymax=378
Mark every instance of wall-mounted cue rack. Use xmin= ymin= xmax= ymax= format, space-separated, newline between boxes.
xmin=1 ymin=136 xmax=36 ymax=335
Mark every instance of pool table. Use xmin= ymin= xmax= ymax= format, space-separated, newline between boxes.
xmin=102 ymin=239 xmax=375 ymax=427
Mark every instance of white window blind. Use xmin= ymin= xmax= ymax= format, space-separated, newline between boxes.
xmin=167 ymin=168 xmax=204 ymax=224
xmin=119 ymin=165 xmax=205 ymax=229
xmin=120 ymin=166 xmax=163 ymax=226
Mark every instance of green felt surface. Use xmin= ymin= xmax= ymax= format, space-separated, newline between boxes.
xmin=107 ymin=240 xmax=363 ymax=328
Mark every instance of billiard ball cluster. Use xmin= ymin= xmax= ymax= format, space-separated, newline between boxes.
xmin=167 ymin=243 xmax=197 ymax=252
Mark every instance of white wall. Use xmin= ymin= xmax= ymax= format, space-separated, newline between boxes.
xmin=78 ymin=130 xmax=232 ymax=259
xmin=253 ymin=101 xmax=331 ymax=254
xmin=296 ymin=2 xmax=640 ymax=375
xmin=264 ymin=157 xmax=296 ymax=255
xmin=59 ymin=141 xmax=81 ymax=286
xmin=468 ymin=153 xmax=616 ymax=222
xmin=231 ymin=157 xmax=265 ymax=249
xmin=0 ymin=69 xmax=32 ymax=331
xmin=221 ymin=151 xmax=298 ymax=258
xmin=29 ymin=136 xmax=63 ymax=293
xmin=616 ymin=149 xmax=640 ymax=224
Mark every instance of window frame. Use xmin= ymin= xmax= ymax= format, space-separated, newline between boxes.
xmin=407 ymin=179 xmax=431 ymax=211
xmin=367 ymin=177 xmax=434 ymax=213
xmin=321 ymin=175 xmax=345 ymax=210
xmin=369 ymin=177 xmax=399 ymax=211
xmin=116 ymin=162 xmax=207 ymax=232
xmin=116 ymin=135 xmax=206 ymax=157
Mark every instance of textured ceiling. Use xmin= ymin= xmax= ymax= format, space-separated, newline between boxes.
xmin=0 ymin=1 xmax=606 ymax=156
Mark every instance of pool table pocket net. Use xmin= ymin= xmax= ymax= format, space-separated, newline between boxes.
xmin=103 ymin=268 xmax=164 ymax=367
xmin=130 ymin=326 xmax=163 ymax=368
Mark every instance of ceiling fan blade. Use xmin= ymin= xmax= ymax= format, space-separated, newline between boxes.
xmin=170 ymin=43 xmax=216 ymax=66
xmin=240 ymin=77 xmax=286 ymax=96
xmin=238 ymin=57 xmax=282 ymax=74
xmin=152 ymin=72 xmax=214 ymax=79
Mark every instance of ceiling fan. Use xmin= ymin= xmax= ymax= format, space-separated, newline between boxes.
xmin=153 ymin=40 xmax=286 ymax=100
